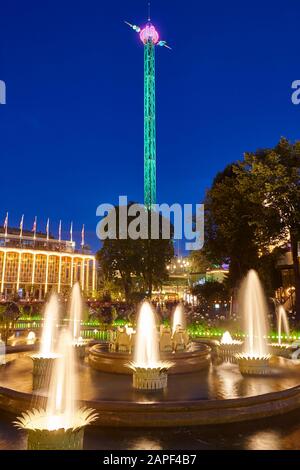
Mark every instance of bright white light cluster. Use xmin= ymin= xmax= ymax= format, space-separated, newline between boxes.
xmin=14 ymin=407 xmax=98 ymax=432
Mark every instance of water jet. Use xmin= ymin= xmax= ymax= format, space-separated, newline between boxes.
xmin=69 ymin=283 xmax=86 ymax=359
xmin=15 ymin=329 xmax=97 ymax=449
xmin=172 ymin=304 xmax=186 ymax=335
xmin=31 ymin=293 xmax=60 ymax=390
xmin=236 ymin=270 xmax=271 ymax=375
xmin=128 ymin=302 xmax=172 ymax=390
xmin=218 ymin=331 xmax=242 ymax=362
xmin=269 ymin=305 xmax=291 ymax=357
xmin=0 ymin=335 xmax=5 ymax=366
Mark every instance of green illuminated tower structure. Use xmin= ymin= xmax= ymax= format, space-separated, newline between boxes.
xmin=125 ymin=15 xmax=171 ymax=208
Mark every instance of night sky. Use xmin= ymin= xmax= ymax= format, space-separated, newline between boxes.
xmin=1 ymin=0 xmax=300 ymax=252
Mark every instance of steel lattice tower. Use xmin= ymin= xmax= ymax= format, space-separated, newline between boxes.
xmin=143 ymin=33 xmax=156 ymax=208
xmin=125 ymin=14 xmax=171 ymax=209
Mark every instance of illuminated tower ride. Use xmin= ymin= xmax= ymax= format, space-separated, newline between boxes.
xmin=125 ymin=9 xmax=171 ymax=209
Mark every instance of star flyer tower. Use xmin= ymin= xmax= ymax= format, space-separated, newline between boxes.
xmin=125 ymin=8 xmax=171 ymax=209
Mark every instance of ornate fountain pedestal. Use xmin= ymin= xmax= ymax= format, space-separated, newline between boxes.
xmin=218 ymin=343 xmax=242 ymax=363
xmin=73 ymin=342 xmax=86 ymax=360
xmin=27 ymin=426 xmax=85 ymax=450
xmin=236 ymin=354 xmax=271 ymax=375
xmin=31 ymin=355 xmax=60 ymax=390
xmin=132 ymin=366 xmax=168 ymax=390
xmin=15 ymin=408 xmax=98 ymax=450
xmin=269 ymin=343 xmax=291 ymax=358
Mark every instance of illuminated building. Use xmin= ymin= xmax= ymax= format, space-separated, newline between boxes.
xmin=0 ymin=228 xmax=96 ymax=299
xmin=154 ymin=257 xmax=229 ymax=302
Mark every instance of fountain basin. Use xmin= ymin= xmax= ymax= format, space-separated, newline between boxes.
xmin=89 ymin=342 xmax=211 ymax=375
xmin=2 ymin=355 xmax=300 ymax=427
xmin=236 ymin=354 xmax=271 ymax=375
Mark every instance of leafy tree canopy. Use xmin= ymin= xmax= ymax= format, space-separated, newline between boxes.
xmin=97 ymin=203 xmax=174 ymax=302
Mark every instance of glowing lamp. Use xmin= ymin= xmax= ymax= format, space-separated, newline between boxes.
xmin=140 ymin=24 xmax=159 ymax=44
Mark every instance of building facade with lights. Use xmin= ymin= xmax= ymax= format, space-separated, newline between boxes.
xmin=153 ymin=257 xmax=229 ymax=303
xmin=0 ymin=229 xmax=96 ymax=300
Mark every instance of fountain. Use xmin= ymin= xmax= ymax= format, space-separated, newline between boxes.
xmin=277 ymin=305 xmax=290 ymax=345
xmin=69 ymin=283 xmax=86 ymax=359
xmin=221 ymin=331 xmax=234 ymax=344
xmin=171 ymin=304 xmax=189 ymax=352
xmin=236 ymin=270 xmax=271 ymax=375
xmin=27 ymin=331 xmax=36 ymax=345
xmin=270 ymin=305 xmax=291 ymax=357
xmin=31 ymin=293 xmax=60 ymax=390
xmin=218 ymin=331 xmax=242 ymax=361
xmin=172 ymin=304 xmax=185 ymax=334
xmin=90 ymin=303 xmax=210 ymax=375
xmin=5 ymin=282 xmax=300 ymax=429
xmin=15 ymin=329 xmax=97 ymax=450
xmin=128 ymin=302 xmax=172 ymax=390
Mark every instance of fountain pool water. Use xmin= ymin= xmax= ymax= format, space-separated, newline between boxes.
xmin=15 ymin=329 xmax=97 ymax=449
xmin=128 ymin=301 xmax=172 ymax=390
xmin=236 ymin=270 xmax=271 ymax=375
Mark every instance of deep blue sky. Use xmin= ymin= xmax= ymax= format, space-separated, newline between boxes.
xmin=1 ymin=0 xmax=300 ymax=252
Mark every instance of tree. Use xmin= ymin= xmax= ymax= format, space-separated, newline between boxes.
xmin=0 ymin=301 xmax=20 ymax=344
xmin=138 ymin=210 xmax=174 ymax=296
xmin=188 ymin=250 xmax=211 ymax=273
xmin=204 ymin=164 xmax=261 ymax=288
xmin=235 ymin=137 xmax=300 ymax=320
xmin=97 ymin=237 xmax=139 ymax=302
xmin=256 ymin=249 xmax=283 ymax=300
xmin=97 ymin=204 xmax=174 ymax=301
xmin=192 ymin=280 xmax=228 ymax=300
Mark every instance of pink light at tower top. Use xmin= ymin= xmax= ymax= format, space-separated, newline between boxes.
xmin=140 ymin=23 xmax=159 ymax=44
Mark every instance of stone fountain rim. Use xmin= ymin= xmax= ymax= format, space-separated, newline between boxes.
xmin=88 ymin=341 xmax=211 ymax=375
xmin=1 ymin=380 xmax=300 ymax=408
xmin=2 ymin=371 xmax=300 ymax=427
xmin=90 ymin=341 xmax=210 ymax=358
xmin=236 ymin=353 xmax=272 ymax=360
xmin=30 ymin=353 xmax=62 ymax=360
